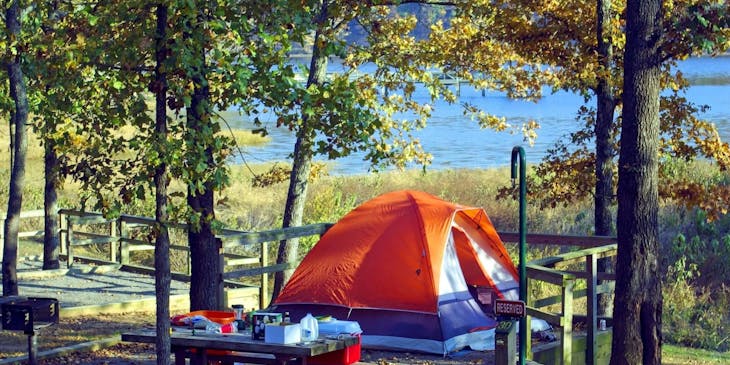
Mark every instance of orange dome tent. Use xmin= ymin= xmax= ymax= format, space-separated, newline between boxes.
xmin=272 ymin=190 xmax=519 ymax=354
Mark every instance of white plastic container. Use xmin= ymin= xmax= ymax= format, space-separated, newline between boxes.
xmin=317 ymin=319 xmax=362 ymax=336
xmin=265 ymin=323 xmax=302 ymax=344
xmin=300 ymin=313 xmax=319 ymax=341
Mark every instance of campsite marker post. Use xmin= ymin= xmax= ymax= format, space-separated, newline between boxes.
xmin=511 ymin=146 xmax=527 ymax=365
xmin=494 ymin=299 xmax=526 ymax=365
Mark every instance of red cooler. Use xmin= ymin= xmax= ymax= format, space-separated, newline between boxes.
xmin=308 ymin=320 xmax=362 ymax=365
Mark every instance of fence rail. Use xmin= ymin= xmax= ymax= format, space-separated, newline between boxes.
xmin=0 ymin=209 xmax=332 ymax=309
xmin=521 ymin=243 xmax=617 ymax=365
xmin=0 ymin=210 xmax=46 ymax=242
xmin=217 ymin=223 xmax=333 ymax=309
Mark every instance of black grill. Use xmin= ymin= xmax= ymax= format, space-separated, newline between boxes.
xmin=2 ymin=297 xmax=59 ymax=334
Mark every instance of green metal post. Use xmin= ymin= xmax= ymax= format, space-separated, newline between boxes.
xmin=511 ymin=146 xmax=527 ymax=365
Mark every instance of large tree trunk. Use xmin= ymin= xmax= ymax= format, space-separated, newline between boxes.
xmin=177 ymin=3 xmax=220 ymax=311
xmin=185 ymin=18 xmax=219 ymax=311
xmin=187 ymin=187 xmax=218 ymax=311
xmin=271 ymin=1 xmax=330 ymax=301
xmin=43 ymin=141 xmax=61 ymax=270
xmin=594 ymin=0 xmax=615 ymax=317
xmin=186 ymin=134 xmax=219 ymax=311
xmin=2 ymin=0 xmax=29 ymax=296
xmin=154 ymin=4 xmax=172 ymax=364
xmin=611 ymin=0 xmax=663 ymax=364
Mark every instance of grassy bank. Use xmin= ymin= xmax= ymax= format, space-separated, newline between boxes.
xmin=663 ymin=345 xmax=730 ymax=364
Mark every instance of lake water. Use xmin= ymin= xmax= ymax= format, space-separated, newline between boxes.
xmin=225 ymin=56 xmax=730 ymax=175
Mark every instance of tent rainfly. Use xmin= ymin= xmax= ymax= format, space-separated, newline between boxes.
xmin=272 ymin=190 xmax=520 ymax=355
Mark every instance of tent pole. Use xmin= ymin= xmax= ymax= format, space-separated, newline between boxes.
xmin=511 ymin=146 xmax=527 ymax=365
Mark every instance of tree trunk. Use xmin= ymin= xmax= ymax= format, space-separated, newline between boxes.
xmin=2 ymin=0 xmax=29 ymax=296
xmin=611 ymin=0 xmax=663 ymax=364
xmin=271 ymin=123 xmax=315 ymax=301
xmin=43 ymin=141 xmax=61 ymax=270
xmin=154 ymin=5 xmax=172 ymax=364
xmin=185 ymin=17 xmax=219 ymax=311
xmin=40 ymin=0 xmax=62 ymax=271
xmin=271 ymin=0 xmax=330 ymax=301
xmin=595 ymin=0 xmax=615 ymax=317
xmin=187 ymin=186 xmax=218 ymax=311
xmin=178 ymin=4 xmax=220 ymax=311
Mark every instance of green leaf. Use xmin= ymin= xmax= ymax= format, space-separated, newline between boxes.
xmin=136 ymin=185 xmax=145 ymax=200
xmin=696 ymin=14 xmax=709 ymax=28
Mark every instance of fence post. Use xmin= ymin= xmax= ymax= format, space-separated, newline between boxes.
xmin=109 ymin=219 xmax=118 ymax=263
xmin=66 ymin=218 xmax=74 ymax=268
xmin=494 ymin=320 xmax=517 ymax=365
xmin=586 ymin=253 xmax=598 ymax=365
xmin=59 ymin=212 xmax=67 ymax=256
xmin=119 ymin=219 xmax=129 ymax=265
xmin=561 ymin=277 xmax=575 ymax=365
xmin=260 ymin=240 xmax=268 ymax=310
xmin=217 ymin=237 xmax=226 ymax=310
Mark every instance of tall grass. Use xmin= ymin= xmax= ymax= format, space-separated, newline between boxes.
xmin=220 ymin=129 xmax=271 ymax=148
xmin=663 ymin=259 xmax=730 ymax=351
xmin=0 ymin=128 xmax=48 ymax=212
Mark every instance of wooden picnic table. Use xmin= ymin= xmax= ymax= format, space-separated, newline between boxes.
xmin=122 ymin=327 xmax=359 ymax=365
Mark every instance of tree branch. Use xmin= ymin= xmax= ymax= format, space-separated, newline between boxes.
xmin=82 ymin=62 xmax=154 ymax=73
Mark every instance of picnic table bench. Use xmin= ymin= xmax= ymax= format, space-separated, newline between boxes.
xmin=122 ymin=327 xmax=359 ymax=365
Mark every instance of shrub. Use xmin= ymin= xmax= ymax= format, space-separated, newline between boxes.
xmin=663 ymin=257 xmax=730 ymax=351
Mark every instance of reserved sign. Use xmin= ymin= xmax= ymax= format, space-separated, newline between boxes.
xmin=494 ymin=299 xmax=526 ymax=318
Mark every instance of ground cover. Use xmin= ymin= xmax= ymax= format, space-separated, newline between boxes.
xmin=663 ymin=345 xmax=730 ymax=364
xmin=0 ymin=311 xmax=156 ymax=364
xmin=1 ymin=310 xmax=727 ymax=364
xmin=0 ymin=310 xmax=491 ymax=365
xmin=0 ymin=311 xmax=153 ymax=358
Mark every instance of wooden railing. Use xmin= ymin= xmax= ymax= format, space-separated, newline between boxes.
xmin=0 ymin=209 xmax=47 ymax=239
xmin=500 ymin=234 xmax=617 ymax=365
xmin=216 ymin=223 xmax=333 ymax=309
xmin=1 ymin=209 xmax=330 ymax=309
xmin=0 ymin=210 xmax=47 ymax=262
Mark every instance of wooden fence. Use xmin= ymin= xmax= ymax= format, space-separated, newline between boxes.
xmin=0 ymin=209 xmax=47 ymax=242
xmin=1 ymin=209 xmax=330 ymax=309
xmin=500 ymin=233 xmax=617 ymax=365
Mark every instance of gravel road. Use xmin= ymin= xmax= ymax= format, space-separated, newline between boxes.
xmin=1 ymin=256 xmax=189 ymax=309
